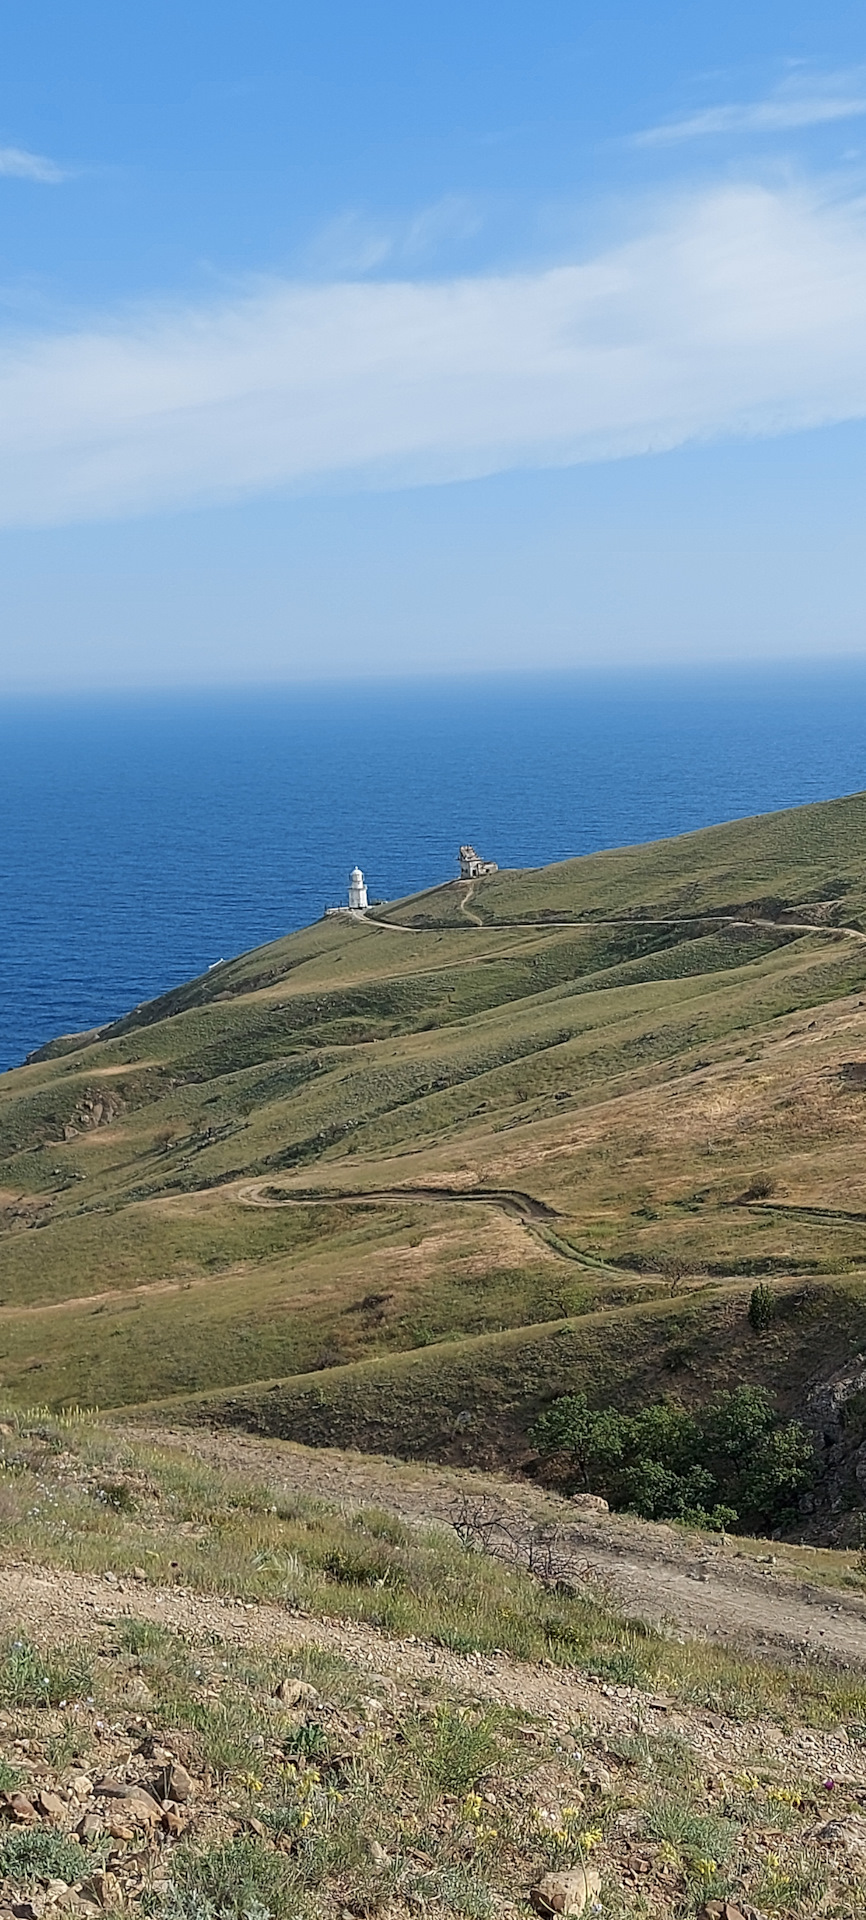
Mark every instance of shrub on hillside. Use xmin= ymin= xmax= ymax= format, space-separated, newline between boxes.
xmin=532 ymin=1385 xmax=814 ymax=1532
xmin=748 ymin=1282 xmax=777 ymax=1331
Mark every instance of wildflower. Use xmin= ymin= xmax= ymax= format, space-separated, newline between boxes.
xmin=693 ymin=1857 xmax=718 ymax=1878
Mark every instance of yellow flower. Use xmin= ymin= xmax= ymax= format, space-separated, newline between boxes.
xmin=692 ymin=1857 xmax=717 ymax=1878
xmin=577 ymin=1827 xmax=603 ymax=1852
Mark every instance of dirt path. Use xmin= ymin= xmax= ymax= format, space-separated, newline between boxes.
xmin=458 ymin=883 xmax=484 ymax=927
xmin=367 ymin=909 xmax=866 ymax=944
xmin=234 ymin=1178 xmax=625 ymax=1275
xmin=236 ymin=1178 xmax=560 ymax=1222
xmin=4 ymin=1556 xmax=866 ymax=1791
xmin=126 ymin=1426 xmax=866 ymax=1670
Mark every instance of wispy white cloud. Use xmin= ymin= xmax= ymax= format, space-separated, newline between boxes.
xmin=0 ymin=145 xmax=67 ymax=183
xmin=3 ymin=180 xmax=866 ymax=527
xmin=303 ymin=195 xmax=483 ymax=277
xmin=634 ymin=72 xmax=866 ymax=147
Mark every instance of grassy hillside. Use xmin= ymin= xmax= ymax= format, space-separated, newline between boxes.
xmin=5 ymin=789 xmax=866 ymax=1529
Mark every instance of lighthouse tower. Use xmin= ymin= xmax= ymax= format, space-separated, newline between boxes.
xmin=348 ymin=866 xmax=368 ymax=911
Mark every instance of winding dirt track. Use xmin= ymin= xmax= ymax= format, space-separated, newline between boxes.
xmin=126 ymin=1426 xmax=866 ymax=1671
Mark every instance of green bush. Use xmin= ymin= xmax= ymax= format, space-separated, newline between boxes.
xmin=749 ymin=1282 xmax=777 ymax=1331
xmin=532 ymin=1386 xmax=814 ymax=1531
xmin=0 ymin=1827 xmax=93 ymax=1886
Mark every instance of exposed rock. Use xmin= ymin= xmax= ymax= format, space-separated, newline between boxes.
xmin=570 ymin=1495 xmax=609 ymax=1515
xmin=531 ymin=1866 xmax=601 ymax=1916
xmin=65 ymin=1774 xmax=93 ymax=1801
xmin=77 ymin=1875 xmax=119 ymax=1913
xmin=581 ymin=1760 xmax=612 ymax=1792
xmin=3 ymin=1793 xmax=37 ymax=1824
xmin=274 ymin=1678 xmax=319 ymax=1707
xmin=35 ymin=1790 xmax=66 ymax=1821
xmin=810 ymin=1814 xmax=866 ymax=1861
xmin=75 ymin=1812 xmax=103 ymax=1842
xmin=153 ymin=1760 xmax=192 ymax=1804
xmin=802 ymin=1353 xmax=866 ymax=1537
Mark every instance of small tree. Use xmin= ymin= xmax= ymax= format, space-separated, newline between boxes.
xmin=532 ymin=1392 xmax=626 ymax=1492
xmin=749 ymin=1283 xmax=776 ymax=1332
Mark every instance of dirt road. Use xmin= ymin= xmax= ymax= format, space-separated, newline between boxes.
xmin=128 ymin=1425 xmax=866 ymax=1670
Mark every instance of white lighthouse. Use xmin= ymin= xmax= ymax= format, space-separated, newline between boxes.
xmin=348 ymin=866 xmax=368 ymax=912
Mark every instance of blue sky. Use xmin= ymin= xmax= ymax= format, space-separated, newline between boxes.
xmin=2 ymin=1 xmax=866 ymax=688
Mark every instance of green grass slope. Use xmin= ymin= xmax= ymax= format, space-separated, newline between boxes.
xmin=5 ymin=788 xmax=866 ymax=1529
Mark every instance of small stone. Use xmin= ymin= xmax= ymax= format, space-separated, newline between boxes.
xmin=160 ymin=1762 xmax=192 ymax=1804
xmin=274 ymin=1678 xmax=319 ymax=1708
xmin=75 ymin=1813 xmax=103 ymax=1842
xmin=531 ymin=1867 xmax=601 ymax=1917
xmin=36 ymin=1790 xmax=67 ymax=1822
xmin=162 ymin=1810 xmax=187 ymax=1837
xmin=132 ymin=1568 xmax=147 ymax=1581
xmin=5 ymin=1793 xmax=38 ymax=1824
xmin=699 ymin=1903 xmax=748 ymax=1920
xmin=570 ymin=1494 xmax=609 ymax=1514
xmin=368 ymin=1839 xmax=390 ymax=1868
xmin=77 ymin=1876 xmax=119 ymax=1913
xmin=66 ymin=1775 xmax=93 ymax=1801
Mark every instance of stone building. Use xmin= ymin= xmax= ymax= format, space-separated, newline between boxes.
xmin=458 ymin=845 xmax=498 ymax=880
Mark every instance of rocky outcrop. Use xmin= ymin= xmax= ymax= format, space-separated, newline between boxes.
xmin=802 ymin=1354 xmax=866 ymax=1542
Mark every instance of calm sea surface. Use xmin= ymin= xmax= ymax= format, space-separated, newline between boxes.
xmin=2 ymin=664 xmax=866 ymax=1070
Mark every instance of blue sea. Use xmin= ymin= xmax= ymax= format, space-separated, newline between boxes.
xmin=2 ymin=663 xmax=866 ymax=1072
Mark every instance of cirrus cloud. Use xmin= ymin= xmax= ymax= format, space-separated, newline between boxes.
xmin=633 ymin=71 xmax=866 ymax=146
xmin=2 ymin=180 xmax=866 ymax=527
xmin=0 ymin=145 xmax=67 ymax=182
